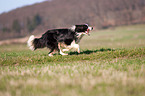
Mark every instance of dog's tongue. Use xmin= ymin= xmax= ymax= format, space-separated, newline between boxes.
xmin=86 ymin=29 xmax=90 ymax=35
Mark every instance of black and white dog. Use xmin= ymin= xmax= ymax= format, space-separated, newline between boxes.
xmin=27 ymin=24 xmax=93 ymax=56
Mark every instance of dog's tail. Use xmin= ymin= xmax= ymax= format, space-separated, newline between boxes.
xmin=27 ymin=35 xmax=35 ymax=51
xmin=27 ymin=35 xmax=46 ymax=51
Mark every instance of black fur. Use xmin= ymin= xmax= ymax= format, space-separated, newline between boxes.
xmin=29 ymin=24 xmax=92 ymax=55
xmin=34 ymin=29 xmax=76 ymax=51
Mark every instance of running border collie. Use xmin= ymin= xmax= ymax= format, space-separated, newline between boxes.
xmin=27 ymin=24 xmax=93 ymax=56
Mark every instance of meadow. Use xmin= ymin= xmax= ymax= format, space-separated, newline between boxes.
xmin=0 ymin=24 xmax=145 ymax=96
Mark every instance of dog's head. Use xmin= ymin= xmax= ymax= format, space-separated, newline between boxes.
xmin=71 ymin=24 xmax=93 ymax=35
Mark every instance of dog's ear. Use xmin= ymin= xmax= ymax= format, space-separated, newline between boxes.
xmin=70 ymin=25 xmax=76 ymax=31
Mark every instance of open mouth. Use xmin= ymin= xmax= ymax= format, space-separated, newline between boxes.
xmin=86 ymin=27 xmax=93 ymax=35
xmin=85 ymin=29 xmax=90 ymax=35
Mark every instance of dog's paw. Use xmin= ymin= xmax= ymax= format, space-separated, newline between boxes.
xmin=61 ymin=53 xmax=68 ymax=56
xmin=63 ymin=49 xmax=69 ymax=52
xmin=60 ymin=52 xmax=68 ymax=56
xmin=48 ymin=54 xmax=53 ymax=57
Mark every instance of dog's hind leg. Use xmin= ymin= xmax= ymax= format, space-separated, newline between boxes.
xmin=48 ymin=49 xmax=56 ymax=57
xmin=63 ymin=40 xmax=80 ymax=53
xmin=58 ymin=43 xmax=68 ymax=56
xmin=48 ymin=50 xmax=54 ymax=57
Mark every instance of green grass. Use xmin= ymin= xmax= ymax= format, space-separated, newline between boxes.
xmin=0 ymin=24 xmax=145 ymax=96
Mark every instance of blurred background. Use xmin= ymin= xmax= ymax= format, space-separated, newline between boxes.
xmin=0 ymin=0 xmax=145 ymax=41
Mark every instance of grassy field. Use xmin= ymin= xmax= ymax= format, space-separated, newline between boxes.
xmin=0 ymin=24 xmax=145 ymax=96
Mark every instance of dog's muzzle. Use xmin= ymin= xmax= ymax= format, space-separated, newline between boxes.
xmin=86 ymin=27 xmax=93 ymax=36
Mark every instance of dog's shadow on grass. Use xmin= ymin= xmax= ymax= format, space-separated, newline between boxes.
xmin=68 ymin=48 xmax=115 ymax=55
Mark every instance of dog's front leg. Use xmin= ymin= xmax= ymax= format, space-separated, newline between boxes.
xmin=70 ymin=40 xmax=80 ymax=53
xmin=62 ymin=48 xmax=70 ymax=52
xmin=73 ymin=44 xmax=80 ymax=53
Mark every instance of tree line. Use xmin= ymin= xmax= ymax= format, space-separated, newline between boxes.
xmin=2 ymin=14 xmax=42 ymax=33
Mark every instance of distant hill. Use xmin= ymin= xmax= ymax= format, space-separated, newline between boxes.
xmin=0 ymin=0 xmax=145 ymax=40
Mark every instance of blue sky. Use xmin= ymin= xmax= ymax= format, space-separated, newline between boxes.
xmin=0 ymin=0 xmax=47 ymax=14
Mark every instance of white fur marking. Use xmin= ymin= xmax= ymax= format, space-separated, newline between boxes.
xmin=60 ymin=50 xmax=68 ymax=55
xmin=63 ymin=49 xmax=69 ymax=52
xmin=58 ymin=43 xmax=68 ymax=56
xmin=48 ymin=53 xmax=54 ymax=57
xmin=88 ymin=27 xmax=93 ymax=31
xmin=70 ymin=25 xmax=76 ymax=31
xmin=73 ymin=44 xmax=80 ymax=53
xmin=62 ymin=40 xmax=80 ymax=53
xmin=27 ymin=35 xmax=35 ymax=51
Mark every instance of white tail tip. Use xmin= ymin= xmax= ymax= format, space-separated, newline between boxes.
xmin=27 ymin=35 xmax=35 ymax=51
